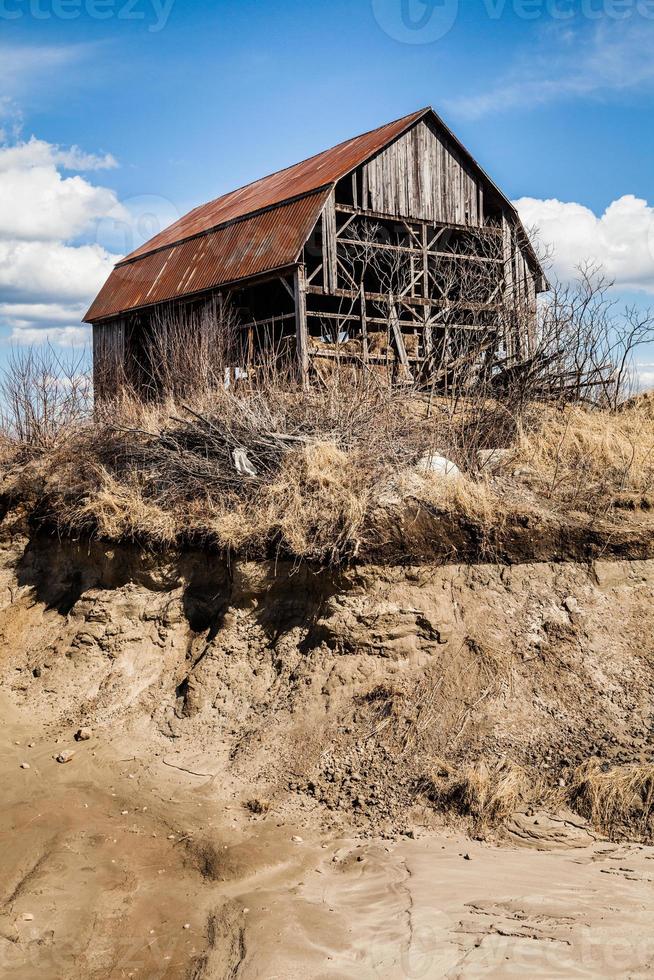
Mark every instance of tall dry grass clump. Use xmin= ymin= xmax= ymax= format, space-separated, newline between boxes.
xmin=515 ymin=402 xmax=654 ymax=512
xmin=422 ymin=758 xmax=541 ymax=832
xmin=568 ymin=760 xmax=654 ymax=841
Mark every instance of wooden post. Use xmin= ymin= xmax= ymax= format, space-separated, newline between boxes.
xmin=359 ymin=281 xmax=369 ymax=364
xmin=390 ymin=303 xmax=413 ymax=383
xmin=294 ymin=265 xmax=310 ymax=387
xmin=502 ymin=217 xmax=516 ymax=360
xmin=422 ymin=223 xmax=433 ymax=357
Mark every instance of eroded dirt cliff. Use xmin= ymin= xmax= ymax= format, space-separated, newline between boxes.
xmin=2 ymin=519 xmax=654 ymax=976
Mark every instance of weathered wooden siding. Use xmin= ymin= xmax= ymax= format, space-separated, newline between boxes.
xmin=361 ymin=119 xmax=483 ymax=225
xmin=92 ymin=318 xmax=125 ymax=398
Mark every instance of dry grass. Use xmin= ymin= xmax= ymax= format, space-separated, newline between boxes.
xmin=515 ymin=403 xmax=654 ymax=513
xmin=0 ymin=361 xmax=652 ymax=562
xmin=568 ymin=760 xmax=654 ymax=841
xmin=422 ymin=758 xmax=540 ymax=831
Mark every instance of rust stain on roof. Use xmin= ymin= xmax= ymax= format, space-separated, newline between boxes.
xmin=85 ymin=190 xmax=328 ymax=322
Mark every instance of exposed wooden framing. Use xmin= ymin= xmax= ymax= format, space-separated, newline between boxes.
xmin=335 ymin=202 xmax=504 ymax=237
xmin=422 ymin=222 xmax=433 ymax=356
xmin=279 ymin=275 xmax=295 ymax=301
xmin=306 ymin=283 xmax=502 ymax=313
xmin=294 ymin=265 xmax=309 ymax=386
xmin=337 ymin=237 xmax=502 ymax=262
xmin=239 ymin=312 xmax=296 ymax=331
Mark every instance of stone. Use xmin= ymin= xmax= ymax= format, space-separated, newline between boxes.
xmin=56 ymin=751 xmax=75 ymax=764
xmin=20 ymin=762 xmax=30 ymax=770
xmin=564 ymin=596 xmax=580 ymax=614
xmin=416 ymin=454 xmax=461 ymax=480
xmin=291 ymin=835 xmax=304 ymax=843
xmin=75 ymin=727 xmax=92 ymax=742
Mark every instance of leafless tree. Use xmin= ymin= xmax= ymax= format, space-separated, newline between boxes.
xmin=0 ymin=343 xmax=92 ymax=450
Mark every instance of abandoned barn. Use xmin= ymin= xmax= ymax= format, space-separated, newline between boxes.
xmin=85 ymin=107 xmax=547 ymax=393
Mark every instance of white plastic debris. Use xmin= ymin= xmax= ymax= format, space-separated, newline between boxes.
xmin=233 ymin=448 xmax=258 ymax=478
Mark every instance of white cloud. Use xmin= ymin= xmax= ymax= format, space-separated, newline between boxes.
xmin=0 ymin=130 xmax=123 ymax=345
xmin=0 ymin=240 xmax=116 ymax=305
xmin=9 ymin=325 xmax=91 ymax=348
xmin=0 ymin=137 xmax=117 ymax=173
xmin=0 ymin=142 xmax=123 ymax=243
xmin=636 ymin=363 xmax=654 ymax=391
xmin=449 ymin=18 xmax=654 ymax=118
xmin=515 ymin=194 xmax=654 ymax=293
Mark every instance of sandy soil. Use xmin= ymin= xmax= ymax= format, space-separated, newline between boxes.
xmin=3 ymin=691 xmax=654 ymax=980
xmin=2 ymin=528 xmax=654 ymax=977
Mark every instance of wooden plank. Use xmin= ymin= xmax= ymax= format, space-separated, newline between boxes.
xmin=322 ymin=188 xmax=338 ymax=291
xmin=389 ymin=304 xmax=414 ymax=381
xmin=335 ymin=203 xmax=503 ymax=236
xmin=306 ymin=283 xmax=502 ymax=313
xmin=359 ymin=281 xmax=369 ymax=363
xmin=337 ymin=237 xmax=502 ymax=262
xmin=239 ymin=312 xmax=296 ymax=331
xmin=294 ymin=265 xmax=310 ymax=387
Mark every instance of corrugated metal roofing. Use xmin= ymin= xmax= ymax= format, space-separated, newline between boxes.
xmin=123 ymin=109 xmax=427 ymax=263
xmin=85 ymin=190 xmax=328 ymax=323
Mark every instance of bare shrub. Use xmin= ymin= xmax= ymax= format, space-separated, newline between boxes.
xmin=0 ymin=344 xmax=91 ymax=452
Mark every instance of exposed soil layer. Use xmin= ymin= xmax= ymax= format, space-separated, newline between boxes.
xmin=2 ymin=516 xmax=654 ymax=975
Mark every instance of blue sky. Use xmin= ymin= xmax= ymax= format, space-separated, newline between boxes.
xmin=1 ymin=0 xmax=654 ymax=382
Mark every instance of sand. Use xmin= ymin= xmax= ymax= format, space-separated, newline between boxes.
xmin=2 ymin=691 xmax=654 ymax=979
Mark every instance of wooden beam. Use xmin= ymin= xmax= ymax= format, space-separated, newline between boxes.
xmin=335 ymin=203 xmax=504 ymax=237
xmin=239 ymin=312 xmax=296 ymax=331
xmin=390 ymin=304 xmax=414 ymax=382
xmin=422 ymin=222 xmax=433 ymax=356
xmin=294 ymin=266 xmax=309 ymax=387
xmin=306 ymin=283 xmax=502 ymax=313
xmin=337 ymin=237 xmax=502 ymax=262
xmin=359 ymin=281 xmax=369 ymax=363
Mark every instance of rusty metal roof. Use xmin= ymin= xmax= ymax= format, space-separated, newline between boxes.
xmin=85 ymin=190 xmax=328 ymax=323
